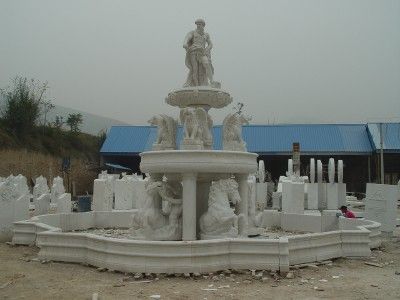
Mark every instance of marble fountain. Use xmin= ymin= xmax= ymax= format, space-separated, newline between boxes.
xmin=12 ymin=19 xmax=382 ymax=274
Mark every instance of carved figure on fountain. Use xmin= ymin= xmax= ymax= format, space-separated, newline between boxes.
xmin=199 ymin=178 xmax=242 ymax=239
xmin=183 ymin=19 xmax=219 ymax=88
xmin=148 ymin=114 xmax=177 ymax=150
xmin=131 ymin=179 xmax=183 ymax=240
xmin=222 ymin=112 xmax=249 ymax=151
xmin=180 ymin=107 xmax=213 ymax=149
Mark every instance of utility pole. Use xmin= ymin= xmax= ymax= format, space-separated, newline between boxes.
xmin=379 ymin=123 xmax=384 ymax=184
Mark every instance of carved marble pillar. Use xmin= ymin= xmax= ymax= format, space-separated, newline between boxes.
xmin=235 ymin=174 xmax=249 ymax=235
xmin=182 ymin=173 xmax=197 ymax=241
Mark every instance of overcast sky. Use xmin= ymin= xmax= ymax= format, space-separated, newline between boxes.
xmin=1 ymin=0 xmax=399 ymax=125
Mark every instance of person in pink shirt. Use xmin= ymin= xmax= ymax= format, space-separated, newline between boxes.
xmin=340 ymin=205 xmax=356 ymax=218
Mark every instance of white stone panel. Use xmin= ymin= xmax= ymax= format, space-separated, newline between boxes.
xmin=338 ymin=160 xmax=344 ymax=183
xmin=57 ymin=193 xmax=72 ymax=213
xmin=114 ymin=179 xmax=134 ymax=210
xmin=259 ymin=210 xmax=281 ymax=228
xmin=282 ymin=182 xmax=304 ymax=214
xmin=337 ymin=183 xmax=346 ymax=207
xmin=272 ymin=192 xmax=281 ymax=210
xmin=281 ymin=211 xmax=322 ymax=232
xmin=306 ymin=183 xmax=319 ymax=210
xmin=328 ymin=158 xmax=335 ymax=183
xmin=327 ymin=183 xmax=339 ymax=210
xmin=365 ymin=183 xmax=398 ymax=233
xmin=256 ymin=182 xmax=268 ymax=211
xmin=317 ymin=160 xmax=323 ymax=183
xmin=34 ymin=193 xmax=50 ymax=215
xmin=14 ymin=194 xmax=30 ymax=222
xmin=92 ymin=179 xmax=113 ymax=211
xmin=132 ymin=181 xmax=147 ymax=209
xmin=317 ymin=183 xmax=327 ymax=210
xmin=310 ymin=158 xmax=315 ymax=183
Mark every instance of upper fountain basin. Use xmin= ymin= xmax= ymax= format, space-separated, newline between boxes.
xmin=140 ymin=150 xmax=258 ymax=175
xmin=165 ymin=86 xmax=232 ymax=109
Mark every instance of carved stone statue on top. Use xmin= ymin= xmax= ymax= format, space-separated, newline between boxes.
xmin=148 ymin=114 xmax=177 ymax=150
xmin=199 ymin=178 xmax=242 ymax=239
xmin=183 ymin=19 xmax=219 ymax=88
xmin=180 ymin=107 xmax=213 ymax=149
xmin=222 ymin=112 xmax=249 ymax=151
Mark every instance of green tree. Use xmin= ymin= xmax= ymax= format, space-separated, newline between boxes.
xmin=66 ymin=113 xmax=83 ymax=132
xmin=0 ymin=76 xmax=49 ymax=137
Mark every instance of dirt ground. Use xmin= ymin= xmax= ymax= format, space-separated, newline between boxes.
xmin=1 ymin=232 xmax=400 ymax=300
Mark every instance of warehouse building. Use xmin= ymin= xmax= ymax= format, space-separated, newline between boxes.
xmin=100 ymin=123 xmax=400 ymax=195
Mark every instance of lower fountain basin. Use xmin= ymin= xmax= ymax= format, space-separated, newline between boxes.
xmin=12 ymin=211 xmax=381 ymax=273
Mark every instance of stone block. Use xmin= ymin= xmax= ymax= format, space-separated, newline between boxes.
xmin=114 ymin=179 xmax=134 ymax=210
xmin=14 ymin=194 xmax=30 ymax=222
xmin=57 ymin=193 xmax=72 ymax=213
xmin=317 ymin=183 xmax=327 ymax=210
xmin=321 ymin=210 xmax=339 ymax=231
xmin=132 ymin=181 xmax=147 ymax=209
xmin=282 ymin=182 xmax=304 ymax=214
xmin=365 ymin=183 xmax=398 ymax=233
xmin=92 ymin=179 xmax=113 ymax=211
xmin=306 ymin=183 xmax=319 ymax=210
xmin=272 ymin=192 xmax=282 ymax=210
xmin=259 ymin=210 xmax=281 ymax=228
xmin=34 ymin=193 xmax=50 ymax=215
xmin=256 ymin=182 xmax=268 ymax=210
xmin=327 ymin=183 xmax=339 ymax=210
xmin=281 ymin=211 xmax=322 ymax=233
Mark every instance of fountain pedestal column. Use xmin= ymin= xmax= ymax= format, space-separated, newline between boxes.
xmin=182 ymin=172 xmax=197 ymax=241
xmin=236 ymin=174 xmax=249 ymax=235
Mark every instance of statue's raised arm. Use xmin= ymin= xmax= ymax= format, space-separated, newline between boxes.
xmin=183 ymin=19 xmax=216 ymax=87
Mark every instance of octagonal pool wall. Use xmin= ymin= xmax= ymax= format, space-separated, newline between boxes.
xmin=12 ymin=211 xmax=381 ymax=273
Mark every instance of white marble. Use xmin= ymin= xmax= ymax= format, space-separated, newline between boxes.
xmin=256 ymin=182 xmax=268 ymax=211
xmin=310 ymin=158 xmax=315 ymax=183
xmin=0 ymin=177 xmax=17 ymax=241
xmin=57 ymin=193 xmax=72 ymax=213
xmin=183 ymin=19 xmax=216 ymax=87
xmin=222 ymin=113 xmax=249 ymax=151
xmin=317 ymin=160 xmax=323 ymax=183
xmin=200 ymin=178 xmax=240 ymax=239
xmin=272 ymin=192 xmax=282 ymax=210
xmin=365 ymin=183 xmax=398 ymax=233
xmin=282 ymin=182 xmax=304 ymax=214
xmin=132 ymin=178 xmax=182 ymax=240
xmin=180 ymin=107 xmax=212 ymax=150
xmin=34 ymin=193 xmax=50 ymax=215
xmin=33 ymin=175 xmax=49 ymax=202
xmin=328 ymin=158 xmax=335 ymax=183
xmin=148 ymin=114 xmax=177 ymax=150
xmin=317 ymin=183 xmax=327 ymax=210
xmin=51 ymin=176 xmax=65 ymax=204
xmin=132 ymin=180 xmax=147 ymax=209
xmin=338 ymin=160 xmax=343 ymax=183
xmin=92 ymin=179 xmax=113 ymax=211
xmin=287 ymin=159 xmax=293 ymax=176
xmin=11 ymin=211 xmax=380 ymax=273
xmin=258 ymin=160 xmax=265 ymax=183
xmin=114 ymin=177 xmax=135 ymax=210
xmin=306 ymin=183 xmax=319 ymax=210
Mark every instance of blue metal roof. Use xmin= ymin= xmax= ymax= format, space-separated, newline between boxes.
xmin=101 ymin=124 xmax=374 ymax=155
xmin=367 ymin=123 xmax=400 ymax=153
